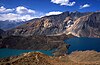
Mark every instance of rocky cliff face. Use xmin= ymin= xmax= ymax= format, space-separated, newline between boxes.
xmin=67 ymin=12 xmax=100 ymax=38
xmin=7 ymin=11 xmax=91 ymax=36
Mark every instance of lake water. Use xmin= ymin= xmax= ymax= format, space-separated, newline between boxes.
xmin=0 ymin=48 xmax=53 ymax=58
xmin=65 ymin=37 xmax=100 ymax=53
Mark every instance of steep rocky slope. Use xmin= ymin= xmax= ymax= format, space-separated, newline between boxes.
xmin=0 ymin=29 xmax=6 ymax=39
xmin=67 ymin=12 xmax=100 ymax=38
xmin=0 ymin=29 xmax=5 ymax=35
xmin=7 ymin=11 xmax=91 ymax=36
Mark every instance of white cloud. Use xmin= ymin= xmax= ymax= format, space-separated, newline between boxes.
xmin=80 ymin=4 xmax=90 ymax=9
xmin=45 ymin=11 xmax=62 ymax=16
xmin=0 ymin=6 xmax=41 ymax=21
xmin=18 ymin=15 xmax=37 ymax=21
xmin=51 ymin=0 xmax=75 ymax=6
xmin=16 ymin=6 xmax=35 ymax=14
xmin=0 ymin=13 xmax=20 ymax=21
xmin=0 ymin=13 xmax=36 ymax=21
xmin=0 ymin=6 xmax=14 ymax=13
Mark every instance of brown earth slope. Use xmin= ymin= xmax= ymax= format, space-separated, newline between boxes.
xmin=0 ymin=50 xmax=100 ymax=65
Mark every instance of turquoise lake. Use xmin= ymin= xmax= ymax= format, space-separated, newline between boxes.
xmin=0 ymin=48 xmax=53 ymax=58
xmin=65 ymin=37 xmax=100 ymax=53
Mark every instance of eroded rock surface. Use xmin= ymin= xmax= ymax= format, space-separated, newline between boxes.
xmin=67 ymin=12 xmax=100 ymax=38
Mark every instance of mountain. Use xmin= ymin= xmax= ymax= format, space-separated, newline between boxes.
xmin=67 ymin=12 xmax=100 ymax=38
xmin=0 ymin=29 xmax=5 ymax=35
xmin=0 ymin=11 xmax=98 ymax=38
xmin=0 ymin=20 xmax=28 ymax=30
xmin=7 ymin=11 xmax=92 ymax=36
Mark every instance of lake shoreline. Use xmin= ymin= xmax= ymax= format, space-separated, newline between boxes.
xmin=0 ymin=34 xmax=73 ymax=58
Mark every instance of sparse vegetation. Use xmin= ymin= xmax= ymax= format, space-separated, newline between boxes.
xmin=0 ymin=50 xmax=100 ymax=65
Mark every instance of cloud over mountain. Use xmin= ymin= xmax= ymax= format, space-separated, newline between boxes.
xmin=80 ymin=4 xmax=90 ymax=9
xmin=0 ymin=13 xmax=36 ymax=21
xmin=45 ymin=11 xmax=62 ymax=16
xmin=51 ymin=0 xmax=75 ymax=6
xmin=0 ymin=6 xmax=63 ymax=21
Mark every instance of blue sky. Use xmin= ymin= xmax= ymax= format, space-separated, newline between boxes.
xmin=0 ymin=0 xmax=100 ymax=21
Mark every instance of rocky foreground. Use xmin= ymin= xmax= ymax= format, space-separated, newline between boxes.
xmin=0 ymin=50 xmax=100 ymax=65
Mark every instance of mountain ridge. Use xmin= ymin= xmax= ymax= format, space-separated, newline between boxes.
xmin=0 ymin=20 xmax=28 ymax=30
xmin=6 ymin=11 xmax=96 ymax=37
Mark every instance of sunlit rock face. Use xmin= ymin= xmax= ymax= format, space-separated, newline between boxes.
xmin=44 ymin=19 xmax=53 ymax=28
xmin=63 ymin=17 xmax=74 ymax=28
xmin=67 ymin=12 xmax=100 ymax=38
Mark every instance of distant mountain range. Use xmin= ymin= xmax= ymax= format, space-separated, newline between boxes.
xmin=0 ymin=20 xmax=28 ymax=30
xmin=0 ymin=11 xmax=100 ymax=38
